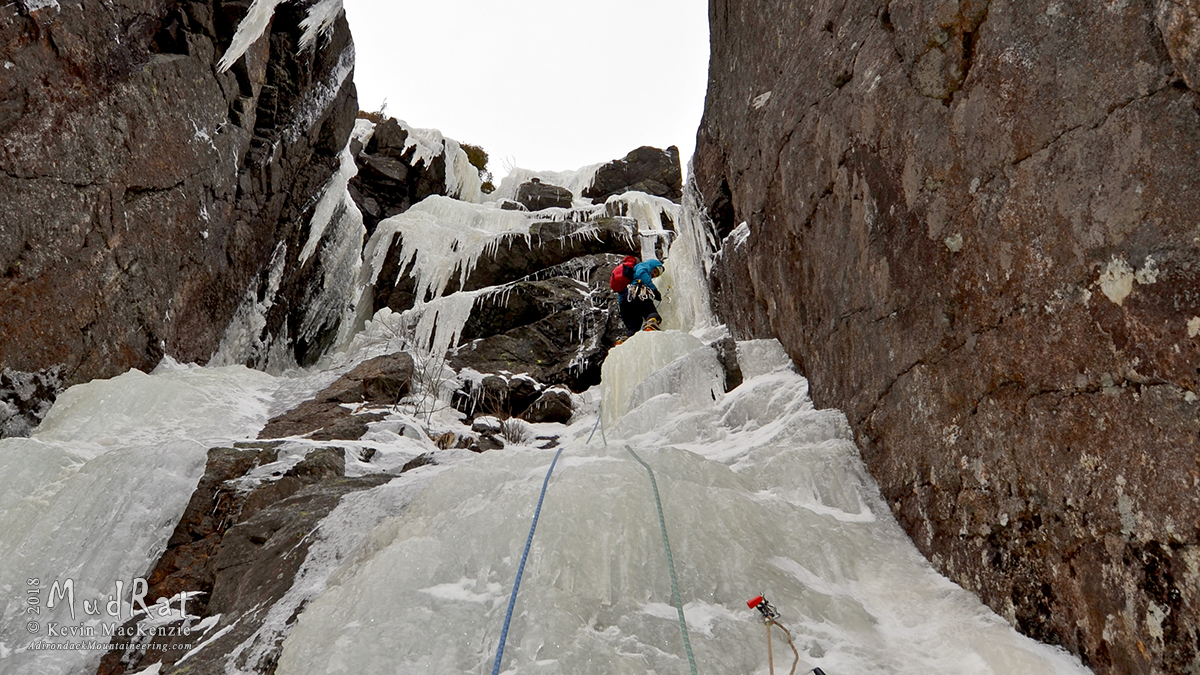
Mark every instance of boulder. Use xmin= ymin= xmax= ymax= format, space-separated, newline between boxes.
xmin=345 ymin=353 xmax=415 ymax=405
xmin=461 ymin=375 xmax=512 ymax=418
xmin=693 ymin=0 xmax=1200 ymax=670
xmin=452 ymin=371 xmax=545 ymax=419
xmin=475 ymin=434 xmax=505 ymax=452
xmin=400 ymin=452 xmax=438 ymax=472
xmin=471 ymin=416 xmax=503 ymax=435
xmin=460 ymin=276 xmax=596 ymax=343
xmin=256 ymin=399 xmax=386 ymax=442
xmin=507 ymin=375 xmax=543 ymax=416
xmin=450 ymin=308 xmax=610 ymax=392
xmin=709 ymin=336 xmax=743 ymax=393
xmin=522 ymin=388 xmax=574 ymax=424
xmin=447 ymin=258 xmax=628 ymax=393
xmin=516 ymin=177 xmax=573 ymax=211
xmin=308 ymin=414 xmax=387 ymax=442
xmin=582 ymin=146 xmax=683 ymax=203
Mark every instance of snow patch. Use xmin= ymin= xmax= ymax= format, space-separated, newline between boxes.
xmin=1134 ymin=255 xmax=1160 ymax=285
xmin=419 ymin=577 xmax=504 ymax=605
xmin=1098 ymin=256 xmax=1134 ymax=305
xmin=729 ymin=221 xmax=750 ymax=249
xmin=19 ymin=0 xmax=59 ymax=12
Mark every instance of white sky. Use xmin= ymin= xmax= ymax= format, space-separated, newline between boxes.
xmin=341 ymin=0 xmax=710 ymax=178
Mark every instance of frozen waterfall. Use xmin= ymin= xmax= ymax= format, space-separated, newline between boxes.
xmin=0 ymin=331 xmax=1092 ymax=674
xmin=0 ymin=115 xmax=1093 ymax=674
xmin=272 ymin=335 xmax=1090 ymax=675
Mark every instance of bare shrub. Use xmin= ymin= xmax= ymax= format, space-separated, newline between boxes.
xmin=499 ymin=418 xmax=533 ymax=445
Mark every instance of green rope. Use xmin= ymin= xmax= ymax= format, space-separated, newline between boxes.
xmin=625 ymin=445 xmax=698 ymax=675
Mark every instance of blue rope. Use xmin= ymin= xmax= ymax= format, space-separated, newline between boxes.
xmin=491 ymin=446 xmax=565 ymax=675
xmin=625 ymin=445 xmax=698 ymax=675
xmin=587 ymin=405 xmax=609 ymax=447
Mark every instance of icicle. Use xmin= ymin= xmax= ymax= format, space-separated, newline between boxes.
xmin=297 ymin=195 xmax=366 ymax=366
xmin=298 ymin=0 xmax=344 ymax=51
xmin=301 ymin=145 xmax=358 ymax=265
xmin=397 ymin=123 xmax=447 ymax=169
xmin=370 ymin=197 xmax=530 ymax=306
xmin=217 ymin=0 xmax=288 ymax=71
xmin=210 ymin=243 xmax=289 ymax=368
xmin=408 ymin=291 xmax=481 ymax=362
xmin=283 ymin=44 xmax=354 ymax=144
xmin=444 ymin=138 xmax=484 ymax=204
xmin=218 ymin=0 xmax=346 ymax=71
xmin=658 ymin=169 xmax=718 ymax=332
xmin=605 ymin=191 xmax=680 ymax=261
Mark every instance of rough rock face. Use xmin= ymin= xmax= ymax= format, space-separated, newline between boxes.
xmin=349 ymin=117 xmax=447 ymax=236
xmin=257 ymin=353 xmax=413 ymax=440
xmin=96 ymin=444 xmax=393 ymax=675
xmin=0 ymin=366 xmax=62 ymax=437
xmin=583 ymin=145 xmax=684 ymax=203
xmin=445 ymin=253 xmax=627 ymax=388
xmin=693 ymin=0 xmax=1200 ymax=672
xmin=0 ymin=0 xmax=358 ymax=428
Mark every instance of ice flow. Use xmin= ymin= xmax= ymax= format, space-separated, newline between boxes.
xmin=274 ymin=334 xmax=1090 ymax=675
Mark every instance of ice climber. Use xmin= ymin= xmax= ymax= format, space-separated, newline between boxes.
xmin=619 ymin=258 xmax=664 ymax=337
xmin=610 ymin=255 xmax=639 ymax=335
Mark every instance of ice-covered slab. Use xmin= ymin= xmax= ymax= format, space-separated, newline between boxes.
xmin=736 ymin=338 xmax=794 ymax=380
xmin=0 ymin=362 xmax=282 ymax=674
xmin=600 ymin=330 xmax=721 ymax=430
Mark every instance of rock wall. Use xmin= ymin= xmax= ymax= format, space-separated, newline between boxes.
xmin=693 ymin=0 xmax=1200 ymax=672
xmin=95 ymin=444 xmax=393 ymax=675
xmin=0 ymin=0 xmax=357 ymax=429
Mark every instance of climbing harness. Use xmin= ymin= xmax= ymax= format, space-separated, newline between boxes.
xmin=490 ymin=446 xmax=565 ymax=675
xmin=628 ymin=281 xmax=657 ymax=302
xmin=626 ymin=445 xmax=698 ymax=675
xmin=748 ymin=594 xmax=827 ymax=675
